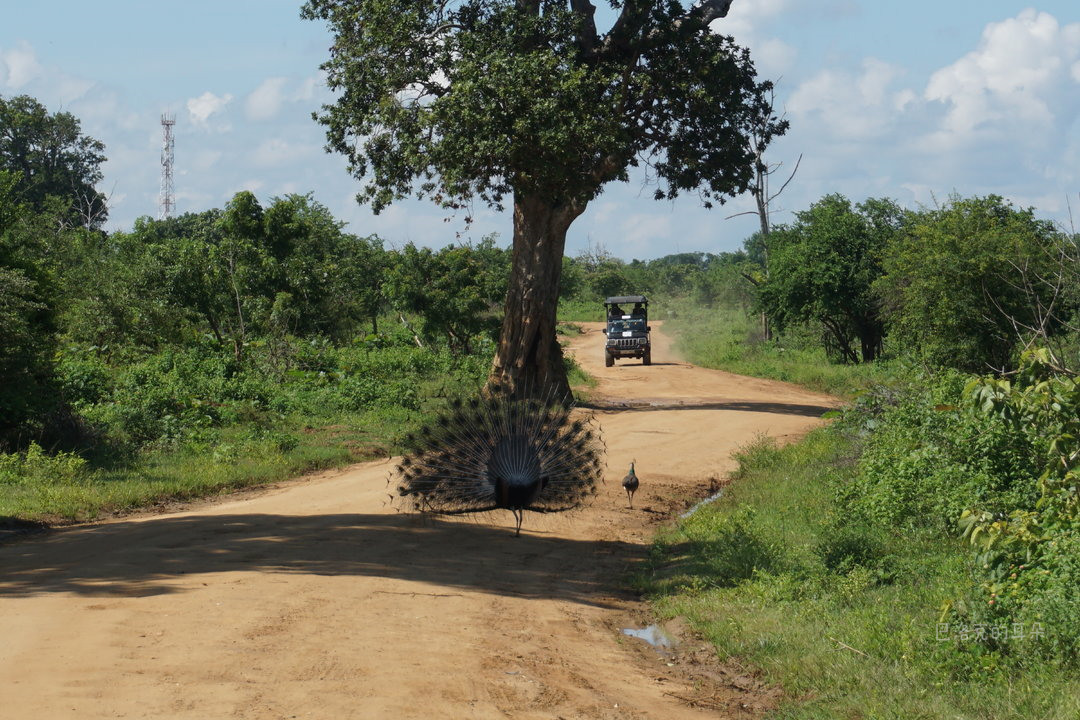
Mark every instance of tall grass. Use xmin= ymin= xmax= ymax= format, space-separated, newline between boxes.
xmin=557 ymin=298 xmax=606 ymax=323
xmin=663 ymin=298 xmax=900 ymax=398
xmin=644 ymin=297 xmax=1080 ymax=717
xmin=1 ymin=338 xmax=489 ymax=524
xmin=638 ymin=429 xmax=1080 ymax=718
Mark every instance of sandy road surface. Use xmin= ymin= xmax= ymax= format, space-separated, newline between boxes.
xmin=0 ymin=323 xmax=835 ymax=719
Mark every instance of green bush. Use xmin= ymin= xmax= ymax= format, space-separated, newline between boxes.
xmin=0 ymin=443 xmax=88 ymax=486
xmin=844 ymin=371 xmax=1041 ymax=533
xmin=673 ymin=505 xmax=783 ymax=589
xmin=875 ymin=195 xmax=1072 ymax=372
xmin=816 ymin=522 xmax=887 ymax=574
xmin=949 ymin=351 xmax=1080 ymax=663
xmin=57 ymin=352 xmax=112 ymax=406
xmin=831 ymin=351 xmax=1080 ymax=664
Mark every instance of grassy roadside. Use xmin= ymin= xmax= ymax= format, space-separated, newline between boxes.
xmin=557 ymin=320 xmax=599 ymax=401
xmin=662 ymin=299 xmax=899 ymax=398
xmin=2 ymin=323 xmax=596 ymax=526
xmin=637 ymin=430 xmax=1080 ymax=718
xmin=1 ymin=342 xmax=490 ymax=524
xmin=1 ymin=408 xmax=405 ymax=523
xmin=639 ymin=298 xmax=1080 ymax=718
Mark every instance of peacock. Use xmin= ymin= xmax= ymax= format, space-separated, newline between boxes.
xmin=622 ymin=461 xmax=639 ymax=508
xmin=392 ymin=388 xmax=606 ymax=536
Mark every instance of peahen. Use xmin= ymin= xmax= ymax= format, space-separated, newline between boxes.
xmin=622 ymin=461 xmax=639 ymax=508
xmin=392 ymin=389 xmax=606 ymax=536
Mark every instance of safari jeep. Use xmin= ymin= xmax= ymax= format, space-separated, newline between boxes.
xmin=603 ymin=295 xmax=651 ymax=367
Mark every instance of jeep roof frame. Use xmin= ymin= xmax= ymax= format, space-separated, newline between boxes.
xmin=603 ymin=295 xmax=648 ymax=306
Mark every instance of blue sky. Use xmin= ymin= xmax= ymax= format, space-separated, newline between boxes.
xmin=3 ymin=1 xmax=1078 ymax=258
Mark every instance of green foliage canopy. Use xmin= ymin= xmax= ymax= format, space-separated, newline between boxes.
xmin=60 ymin=193 xmax=388 ymax=359
xmin=875 ymin=195 xmax=1069 ymax=372
xmin=0 ymin=94 xmax=107 ymax=229
xmin=758 ymin=194 xmax=904 ymax=363
xmin=0 ymin=170 xmax=62 ymax=447
xmin=385 ymin=237 xmax=510 ymax=353
xmin=302 ymin=0 xmax=784 ymax=213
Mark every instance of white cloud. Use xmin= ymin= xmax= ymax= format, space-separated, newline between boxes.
xmin=246 ymin=77 xmax=288 ymax=121
xmin=191 ymin=149 xmax=223 ymax=172
xmin=245 ymin=75 xmax=328 ymax=121
xmin=713 ymin=0 xmax=797 ymax=78
xmin=606 ymin=212 xmax=674 ymax=259
xmin=925 ymin=9 xmax=1080 ymax=137
xmin=176 ymin=188 xmax=215 ymax=209
xmin=753 ymin=38 xmax=798 ymax=79
xmin=763 ymin=9 xmax=1080 ymax=241
xmin=68 ymin=90 xmax=134 ymax=130
xmin=0 ymin=42 xmax=43 ymax=88
xmin=0 ymin=42 xmax=98 ymax=106
xmin=788 ymin=58 xmax=911 ymax=140
xmin=186 ymin=91 xmax=233 ymax=127
xmin=296 ymin=75 xmax=322 ymax=102
xmin=720 ymin=0 xmax=792 ymax=38
xmin=251 ymin=137 xmax=320 ymax=167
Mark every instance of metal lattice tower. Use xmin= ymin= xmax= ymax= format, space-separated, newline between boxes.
xmin=158 ymin=113 xmax=176 ymax=219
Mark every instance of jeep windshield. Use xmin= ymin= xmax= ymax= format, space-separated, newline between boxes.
xmin=608 ymin=318 xmax=646 ymax=334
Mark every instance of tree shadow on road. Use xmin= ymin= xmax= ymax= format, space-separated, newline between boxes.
xmin=0 ymin=511 xmax=642 ymax=608
xmin=581 ymin=399 xmax=834 ymax=418
xmin=0 ymin=516 xmax=47 ymax=545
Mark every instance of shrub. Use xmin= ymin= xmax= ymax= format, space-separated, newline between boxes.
xmin=678 ymin=506 xmax=783 ymax=588
xmin=57 ymin=353 xmax=112 ymax=406
xmin=951 ymin=350 xmax=1080 ymax=663
xmin=844 ymin=371 xmax=1041 ymax=533
xmin=0 ymin=443 xmax=88 ymax=486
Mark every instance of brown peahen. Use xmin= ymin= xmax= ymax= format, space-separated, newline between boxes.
xmin=622 ymin=461 xmax=639 ymax=508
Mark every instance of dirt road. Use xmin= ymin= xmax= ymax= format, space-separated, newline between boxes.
xmin=0 ymin=323 xmax=835 ymax=719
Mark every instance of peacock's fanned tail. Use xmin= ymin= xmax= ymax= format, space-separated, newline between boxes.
xmin=392 ymin=389 xmax=605 ymax=520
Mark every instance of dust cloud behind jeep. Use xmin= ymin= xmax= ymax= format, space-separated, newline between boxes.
xmin=603 ymin=295 xmax=651 ymax=367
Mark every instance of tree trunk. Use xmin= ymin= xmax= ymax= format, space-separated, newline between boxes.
xmin=859 ymin=324 xmax=883 ymax=363
xmin=752 ymin=162 xmax=773 ymax=342
xmin=488 ymin=192 xmax=584 ymax=400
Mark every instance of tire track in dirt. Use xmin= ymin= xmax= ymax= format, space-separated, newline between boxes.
xmin=0 ymin=322 xmax=836 ymax=718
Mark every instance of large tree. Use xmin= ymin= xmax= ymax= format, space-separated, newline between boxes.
xmin=758 ymin=195 xmax=904 ymax=364
xmin=303 ymin=0 xmax=785 ymax=397
xmin=0 ymin=171 xmax=60 ymax=447
xmin=0 ymin=94 xmax=107 ymax=229
xmin=875 ymin=195 xmax=1071 ymax=373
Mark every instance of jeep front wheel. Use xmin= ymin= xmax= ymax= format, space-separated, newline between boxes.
xmin=605 ymin=351 xmax=615 ymax=367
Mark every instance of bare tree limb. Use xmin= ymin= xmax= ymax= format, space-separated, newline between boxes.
xmin=768 ymin=153 xmax=802 ymax=205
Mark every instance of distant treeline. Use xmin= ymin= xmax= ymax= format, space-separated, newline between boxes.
xmin=0 ymin=168 xmax=749 ymax=453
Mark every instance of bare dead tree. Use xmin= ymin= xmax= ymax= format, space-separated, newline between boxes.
xmin=983 ymin=208 xmax=1080 ymax=374
xmin=60 ymin=179 xmax=113 ymax=232
xmin=727 ymin=86 xmax=800 ymax=341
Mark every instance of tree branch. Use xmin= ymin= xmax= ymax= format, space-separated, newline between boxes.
xmin=607 ymin=0 xmax=734 ymax=55
xmin=686 ymin=0 xmax=735 ymax=29
xmin=602 ymin=0 xmax=648 ymax=57
xmin=768 ymin=153 xmax=802 ymax=204
xmin=569 ymin=0 xmax=600 ymax=57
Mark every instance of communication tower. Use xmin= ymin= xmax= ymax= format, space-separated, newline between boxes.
xmin=158 ymin=113 xmax=176 ymax=219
